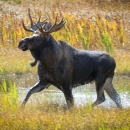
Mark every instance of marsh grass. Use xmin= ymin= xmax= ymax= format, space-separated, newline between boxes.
xmin=0 ymin=80 xmax=130 ymax=130
xmin=0 ymin=98 xmax=130 ymax=130
xmin=0 ymin=79 xmax=18 ymax=110
xmin=0 ymin=4 xmax=127 ymax=52
xmin=0 ymin=7 xmax=128 ymax=74
xmin=0 ymin=79 xmax=129 ymax=130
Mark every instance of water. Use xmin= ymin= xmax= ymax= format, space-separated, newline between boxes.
xmin=18 ymin=87 xmax=130 ymax=108
xmin=1 ymin=73 xmax=130 ymax=108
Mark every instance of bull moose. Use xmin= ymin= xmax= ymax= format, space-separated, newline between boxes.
xmin=18 ymin=9 xmax=122 ymax=109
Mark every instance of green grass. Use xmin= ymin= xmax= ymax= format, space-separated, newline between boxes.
xmin=0 ymin=79 xmax=18 ymax=111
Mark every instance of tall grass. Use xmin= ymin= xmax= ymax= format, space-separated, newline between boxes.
xmin=0 ymin=9 xmax=129 ymax=74
xmin=0 ymin=9 xmax=126 ymax=54
xmin=0 ymin=97 xmax=130 ymax=129
xmin=0 ymin=0 xmax=129 ymax=75
xmin=0 ymin=79 xmax=18 ymax=110
xmin=0 ymin=79 xmax=130 ymax=130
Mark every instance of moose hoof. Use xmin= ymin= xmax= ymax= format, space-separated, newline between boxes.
xmin=21 ymin=101 xmax=26 ymax=108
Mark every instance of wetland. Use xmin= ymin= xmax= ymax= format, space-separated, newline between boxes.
xmin=0 ymin=0 xmax=130 ymax=129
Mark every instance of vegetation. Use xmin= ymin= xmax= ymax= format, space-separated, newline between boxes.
xmin=0 ymin=0 xmax=130 ymax=75
xmin=0 ymin=105 xmax=130 ymax=130
xmin=0 ymin=3 xmax=127 ymax=51
xmin=0 ymin=80 xmax=130 ymax=130
xmin=0 ymin=79 xmax=18 ymax=110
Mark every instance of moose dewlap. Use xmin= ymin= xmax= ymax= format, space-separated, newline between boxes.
xmin=18 ymin=9 xmax=122 ymax=109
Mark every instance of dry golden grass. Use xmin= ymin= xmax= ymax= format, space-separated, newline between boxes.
xmin=0 ymin=47 xmax=36 ymax=74
xmin=0 ymin=100 xmax=130 ymax=130
xmin=114 ymin=49 xmax=130 ymax=75
xmin=0 ymin=0 xmax=129 ymax=49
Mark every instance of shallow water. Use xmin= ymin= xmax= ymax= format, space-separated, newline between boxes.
xmin=1 ymin=73 xmax=130 ymax=108
xmin=18 ymin=85 xmax=130 ymax=108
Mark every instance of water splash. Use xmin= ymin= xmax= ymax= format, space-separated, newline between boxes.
xmin=18 ymin=85 xmax=130 ymax=108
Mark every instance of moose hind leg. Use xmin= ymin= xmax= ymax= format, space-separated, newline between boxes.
xmin=104 ymin=78 xmax=122 ymax=109
xmin=92 ymin=79 xmax=106 ymax=107
xmin=21 ymin=81 xmax=49 ymax=107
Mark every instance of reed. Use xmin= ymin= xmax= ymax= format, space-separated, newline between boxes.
xmin=0 ymin=9 xmax=126 ymax=54
xmin=0 ymin=79 xmax=18 ymax=110
xmin=0 ymin=11 xmax=129 ymax=74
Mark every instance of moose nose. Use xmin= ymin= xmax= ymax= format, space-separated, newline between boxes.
xmin=18 ymin=40 xmax=25 ymax=49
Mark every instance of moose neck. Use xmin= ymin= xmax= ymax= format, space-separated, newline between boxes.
xmin=45 ymin=34 xmax=58 ymax=49
xmin=39 ymin=34 xmax=60 ymax=65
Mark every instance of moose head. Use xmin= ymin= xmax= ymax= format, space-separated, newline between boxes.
xmin=18 ymin=9 xmax=66 ymax=51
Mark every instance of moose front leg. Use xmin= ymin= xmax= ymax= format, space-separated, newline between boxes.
xmin=21 ymin=80 xmax=49 ymax=107
xmin=63 ymin=88 xmax=74 ymax=109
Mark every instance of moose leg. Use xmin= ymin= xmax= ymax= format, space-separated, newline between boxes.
xmin=21 ymin=80 xmax=49 ymax=107
xmin=104 ymin=78 xmax=122 ymax=109
xmin=63 ymin=88 xmax=74 ymax=109
xmin=92 ymin=79 xmax=106 ymax=107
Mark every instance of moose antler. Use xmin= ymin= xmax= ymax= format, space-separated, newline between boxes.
xmin=35 ymin=15 xmax=66 ymax=34
xmin=22 ymin=8 xmax=48 ymax=33
xmin=22 ymin=9 xmax=66 ymax=34
xmin=45 ymin=15 xmax=66 ymax=33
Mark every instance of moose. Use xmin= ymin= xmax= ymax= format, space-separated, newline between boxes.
xmin=18 ymin=9 xmax=122 ymax=109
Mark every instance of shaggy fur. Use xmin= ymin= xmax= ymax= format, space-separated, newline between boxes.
xmin=18 ymin=32 xmax=122 ymax=109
